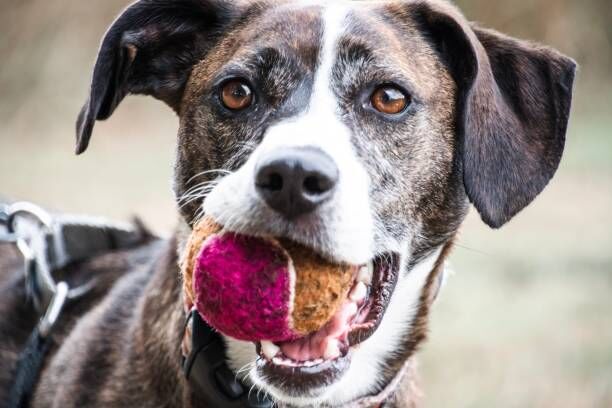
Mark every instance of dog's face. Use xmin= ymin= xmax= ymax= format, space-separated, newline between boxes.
xmin=76 ymin=0 xmax=575 ymax=405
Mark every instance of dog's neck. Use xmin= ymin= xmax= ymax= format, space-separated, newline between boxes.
xmin=131 ymin=221 xmax=426 ymax=407
xmin=129 ymin=234 xmax=192 ymax=405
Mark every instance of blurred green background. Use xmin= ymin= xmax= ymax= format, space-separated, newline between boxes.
xmin=0 ymin=1 xmax=610 ymax=407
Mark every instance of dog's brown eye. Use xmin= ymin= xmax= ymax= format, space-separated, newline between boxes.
xmin=220 ymin=80 xmax=253 ymax=111
xmin=370 ymin=85 xmax=409 ymax=115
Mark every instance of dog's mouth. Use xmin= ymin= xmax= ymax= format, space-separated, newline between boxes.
xmin=254 ymin=253 xmax=399 ymax=390
xmin=185 ymin=216 xmax=400 ymax=393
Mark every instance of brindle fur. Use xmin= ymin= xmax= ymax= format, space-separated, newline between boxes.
xmin=1 ymin=0 xmax=575 ymax=406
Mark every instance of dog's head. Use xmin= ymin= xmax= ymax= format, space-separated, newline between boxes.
xmin=77 ymin=0 xmax=575 ymax=405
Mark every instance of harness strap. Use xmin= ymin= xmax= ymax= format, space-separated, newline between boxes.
xmin=42 ymin=215 xmax=143 ymax=270
xmin=182 ymin=310 xmax=273 ymax=408
xmin=7 ymin=327 xmax=51 ymax=408
xmin=8 ymin=282 xmax=69 ymax=408
xmin=2 ymin=202 xmax=150 ymax=408
xmin=3 ymin=202 xmax=146 ymax=310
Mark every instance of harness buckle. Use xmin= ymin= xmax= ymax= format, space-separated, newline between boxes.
xmin=4 ymin=202 xmax=96 ymax=311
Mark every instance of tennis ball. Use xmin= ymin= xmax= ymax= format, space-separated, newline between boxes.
xmin=181 ymin=216 xmax=356 ymax=342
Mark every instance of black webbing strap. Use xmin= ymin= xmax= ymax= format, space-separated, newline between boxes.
xmin=8 ymin=280 xmax=70 ymax=408
xmin=8 ymin=328 xmax=51 ymax=408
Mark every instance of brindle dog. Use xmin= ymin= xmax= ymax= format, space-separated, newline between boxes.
xmin=0 ymin=0 xmax=575 ymax=406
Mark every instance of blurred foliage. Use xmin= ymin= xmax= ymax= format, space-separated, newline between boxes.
xmin=1 ymin=0 xmax=611 ymax=115
xmin=457 ymin=0 xmax=612 ymax=79
xmin=456 ymin=0 xmax=612 ymax=119
xmin=1 ymin=0 xmax=611 ymax=121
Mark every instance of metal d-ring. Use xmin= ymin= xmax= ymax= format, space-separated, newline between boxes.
xmin=7 ymin=202 xmax=57 ymax=308
xmin=6 ymin=202 xmax=54 ymax=233
xmin=5 ymin=202 xmax=98 ymax=311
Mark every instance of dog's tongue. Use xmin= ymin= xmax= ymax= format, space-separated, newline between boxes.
xmin=278 ymin=299 xmax=358 ymax=361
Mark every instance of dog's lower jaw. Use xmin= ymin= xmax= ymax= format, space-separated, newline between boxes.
xmin=224 ymin=245 xmax=447 ymax=408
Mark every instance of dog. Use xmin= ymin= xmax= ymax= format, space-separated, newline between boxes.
xmin=0 ymin=0 xmax=575 ymax=406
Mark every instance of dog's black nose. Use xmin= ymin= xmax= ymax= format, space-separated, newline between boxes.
xmin=255 ymin=147 xmax=339 ymax=219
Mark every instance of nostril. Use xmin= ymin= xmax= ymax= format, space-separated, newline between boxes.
xmin=258 ymin=171 xmax=284 ymax=191
xmin=303 ymin=174 xmax=332 ymax=196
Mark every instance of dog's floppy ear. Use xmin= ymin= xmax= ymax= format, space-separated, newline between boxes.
xmin=76 ymin=0 xmax=235 ymax=154
xmin=413 ymin=3 xmax=576 ymax=228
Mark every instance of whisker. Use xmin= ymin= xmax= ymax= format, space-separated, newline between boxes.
xmin=453 ymin=241 xmax=491 ymax=256
xmin=179 ymin=180 xmax=219 ymax=198
xmin=178 ymin=186 xmax=217 ymax=207
xmin=177 ymin=174 xmax=228 ymax=211
xmin=186 ymin=168 xmax=231 ymax=184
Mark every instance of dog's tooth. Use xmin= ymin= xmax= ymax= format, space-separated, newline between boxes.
xmin=261 ymin=341 xmax=280 ymax=360
xmin=272 ymin=356 xmax=283 ymax=365
xmin=305 ymin=359 xmax=322 ymax=367
xmin=358 ymin=262 xmax=373 ymax=284
xmin=323 ymin=339 xmax=340 ymax=360
xmin=346 ymin=302 xmax=358 ymax=318
xmin=349 ymin=281 xmax=368 ymax=302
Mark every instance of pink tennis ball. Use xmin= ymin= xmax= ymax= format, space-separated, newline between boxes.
xmin=182 ymin=216 xmax=357 ymax=342
xmin=193 ymin=233 xmax=296 ymax=341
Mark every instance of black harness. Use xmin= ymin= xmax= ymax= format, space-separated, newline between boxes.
xmin=1 ymin=202 xmax=271 ymax=408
